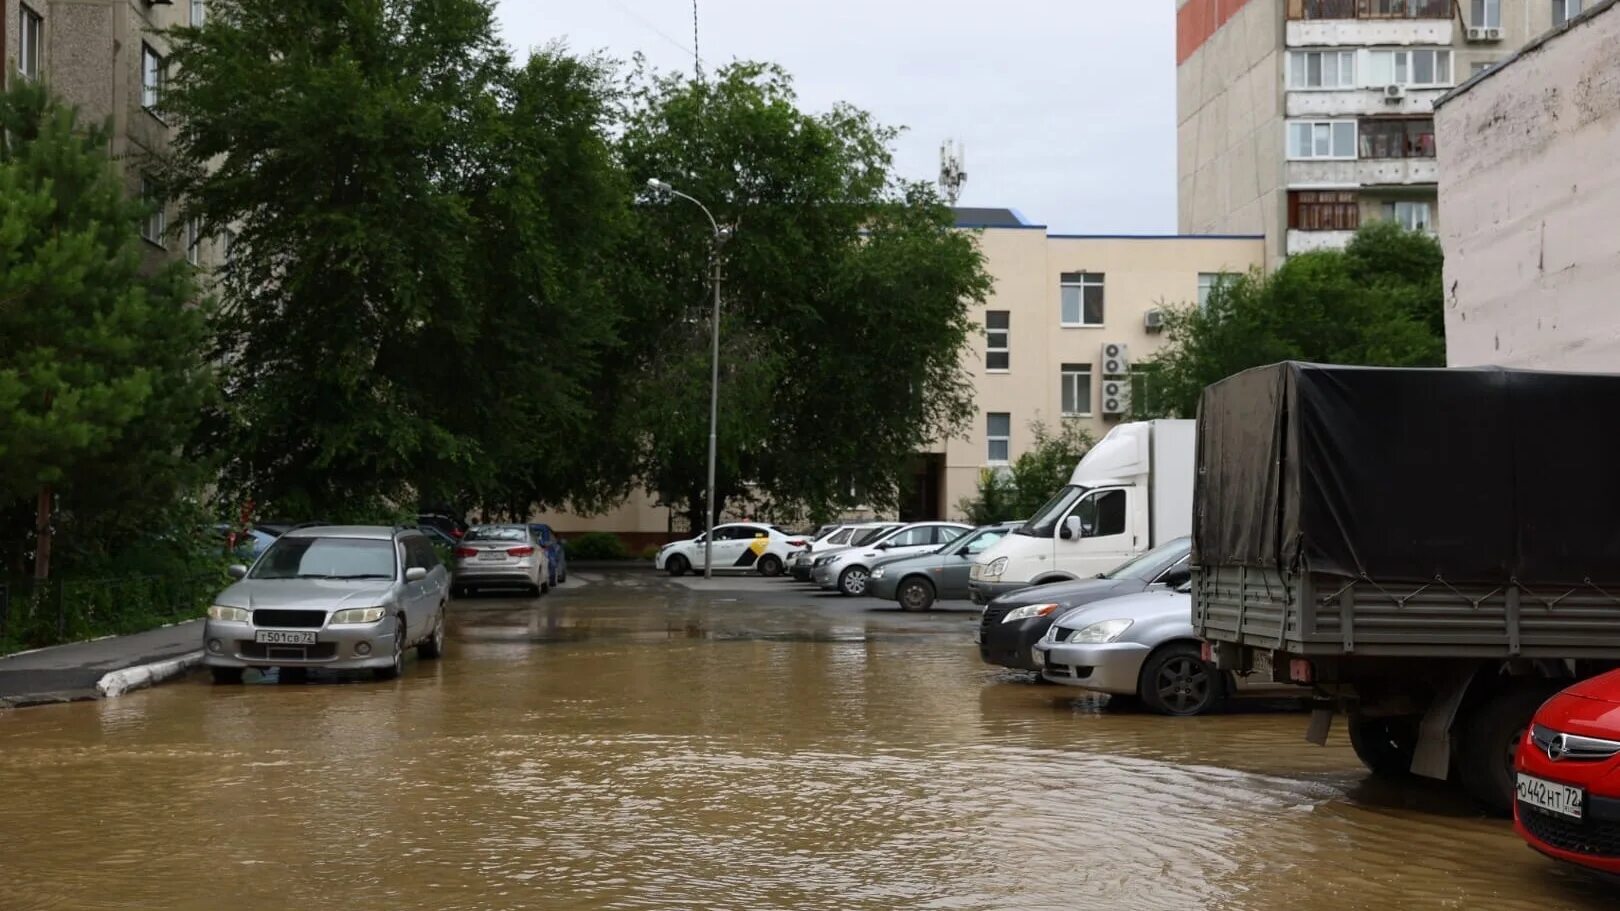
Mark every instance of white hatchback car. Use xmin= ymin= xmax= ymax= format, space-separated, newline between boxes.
xmin=812 ymin=521 xmax=972 ymax=596
xmin=654 ymin=523 xmax=810 ymax=577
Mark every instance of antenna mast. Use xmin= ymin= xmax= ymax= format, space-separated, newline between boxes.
xmin=939 ymin=139 xmax=966 ymax=205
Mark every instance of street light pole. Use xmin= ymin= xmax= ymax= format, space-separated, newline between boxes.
xmin=647 ymin=178 xmax=727 ymax=579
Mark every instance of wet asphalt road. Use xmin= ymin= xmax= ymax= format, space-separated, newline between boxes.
xmin=0 ymin=568 xmax=1611 ymax=910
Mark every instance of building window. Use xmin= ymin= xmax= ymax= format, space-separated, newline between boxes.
xmin=1288 ymin=50 xmax=1357 ymax=89
xmin=1470 ymin=0 xmax=1501 ymax=27
xmin=1059 ymin=272 xmax=1104 ymax=327
xmin=1553 ymin=0 xmax=1582 ymax=26
xmin=18 ymin=5 xmax=42 ymax=81
xmin=1198 ymin=273 xmax=1235 ymax=307
xmin=1300 ymin=0 xmax=1358 ymax=17
xmin=191 ymin=0 xmax=205 ymax=26
xmin=1368 ymin=49 xmax=1453 ymax=88
xmin=1363 ymin=0 xmax=1451 ymax=16
xmin=1359 ymin=118 xmax=1436 ymax=158
xmin=185 ymin=219 xmax=200 ymax=265
xmin=1287 ymin=120 xmax=1358 ymax=160
xmin=141 ymin=177 xmax=166 ymax=247
xmin=1289 ymin=190 xmax=1360 ymax=231
xmin=985 ymin=310 xmax=1009 ymax=371
xmin=219 ymin=229 xmax=236 ymax=267
xmin=986 ymin=413 xmax=1011 ymax=464
xmin=1060 ymin=364 xmax=1092 ymax=416
xmin=1384 ymin=200 xmax=1433 ymax=233
xmin=141 ymin=44 xmax=165 ymax=114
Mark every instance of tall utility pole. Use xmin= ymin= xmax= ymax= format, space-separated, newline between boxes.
xmin=646 ymin=179 xmax=730 ymax=578
xmin=692 ymin=0 xmax=702 ymax=81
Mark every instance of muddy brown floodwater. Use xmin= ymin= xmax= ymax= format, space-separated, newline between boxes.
xmin=0 ymin=570 xmax=1612 ymax=911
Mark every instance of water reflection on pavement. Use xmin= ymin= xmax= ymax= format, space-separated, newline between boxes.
xmin=0 ymin=570 xmax=1609 ymax=910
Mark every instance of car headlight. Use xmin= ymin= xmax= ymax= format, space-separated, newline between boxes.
xmin=870 ymin=567 xmax=886 ymax=580
xmin=981 ymin=557 xmax=1009 ymax=581
xmin=1001 ymin=603 xmax=1060 ymax=624
xmin=330 ymin=607 xmax=387 ymax=624
xmin=813 ymin=556 xmax=832 ymax=567
xmin=207 ymin=605 xmax=249 ymax=622
xmin=1069 ymin=618 xmax=1134 ymax=643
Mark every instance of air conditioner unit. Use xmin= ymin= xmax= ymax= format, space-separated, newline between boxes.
xmin=1101 ymin=380 xmax=1131 ymax=416
xmin=1143 ymin=309 xmax=1165 ymax=332
xmin=1465 ymin=26 xmax=1485 ymax=40
xmin=1101 ymin=342 xmax=1130 ymax=376
xmin=1383 ymin=83 xmax=1407 ymax=101
xmin=1485 ymin=27 xmax=1504 ymax=40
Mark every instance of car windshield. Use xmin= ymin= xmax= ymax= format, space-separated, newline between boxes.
xmin=1019 ymin=485 xmax=1088 ymax=538
xmin=467 ymin=526 xmax=527 ymax=542
xmin=1103 ymin=537 xmax=1193 ymax=581
xmin=250 ymin=537 xmax=396 ymax=580
xmin=850 ymin=527 xmax=891 ymax=546
xmin=946 ymin=527 xmax=1009 ymax=556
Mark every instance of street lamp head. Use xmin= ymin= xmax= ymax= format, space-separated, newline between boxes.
xmin=646 ymin=178 xmax=672 ymax=192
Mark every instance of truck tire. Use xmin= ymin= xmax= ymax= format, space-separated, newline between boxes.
xmin=1455 ymin=682 xmax=1561 ymax=816
xmin=1347 ymin=714 xmax=1419 ymax=778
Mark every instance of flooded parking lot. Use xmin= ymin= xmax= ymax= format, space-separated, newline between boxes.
xmin=0 ymin=570 xmax=1610 ymax=910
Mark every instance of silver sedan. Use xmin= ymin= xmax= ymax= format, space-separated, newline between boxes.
xmin=452 ymin=525 xmax=551 ymax=596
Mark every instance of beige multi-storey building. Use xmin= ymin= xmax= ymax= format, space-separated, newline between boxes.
xmin=1177 ymin=0 xmax=1567 ymax=266
xmin=535 ymin=209 xmax=1265 ymax=544
xmin=5 ymin=0 xmax=217 ymax=268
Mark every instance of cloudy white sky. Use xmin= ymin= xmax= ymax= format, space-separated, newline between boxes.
xmin=493 ymin=1 xmax=1176 ymax=234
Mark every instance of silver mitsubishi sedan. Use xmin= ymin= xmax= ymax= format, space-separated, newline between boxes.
xmin=202 ymin=526 xmax=450 ymax=683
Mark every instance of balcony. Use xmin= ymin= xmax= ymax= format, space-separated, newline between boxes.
xmin=1287 ymin=157 xmax=1438 ymax=187
xmin=1289 ymin=0 xmax=1451 ymax=20
xmin=1287 ymin=87 xmax=1448 ymax=117
xmin=1287 ymin=229 xmax=1356 ymax=255
xmin=1287 ymin=18 xmax=1453 ymax=47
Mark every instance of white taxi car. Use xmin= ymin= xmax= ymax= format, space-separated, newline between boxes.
xmin=654 ymin=523 xmax=810 ymax=577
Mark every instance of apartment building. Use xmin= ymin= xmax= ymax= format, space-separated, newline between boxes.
xmin=4 ymin=0 xmax=216 ymax=268
xmin=533 ymin=210 xmax=1265 ymax=542
xmin=1435 ymin=0 xmax=1620 ymax=371
xmin=1178 ymin=0 xmax=1567 ymax=265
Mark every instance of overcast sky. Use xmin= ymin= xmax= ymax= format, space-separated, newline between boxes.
xmin=493 ymin=1 xmax=1176 ymax=235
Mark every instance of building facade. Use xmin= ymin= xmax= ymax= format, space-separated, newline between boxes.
xmin=1435 ymin=0 xmax=1620 ymax=370
xmin=5 ymin=0 xmax=217 ymax=269
xmin=534 ymin=210 xmax=1265 ymax=543
xmin=1178 ymin=0 xmax=1563 ymax=265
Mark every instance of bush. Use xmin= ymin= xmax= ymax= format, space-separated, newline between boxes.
xmin=563 ymin=532 xmax=630 ymax=561
xmin=638 ymin=544 xmax=662 ymax=561
xmin=957 ymin=419 xmax=1094 ymax=524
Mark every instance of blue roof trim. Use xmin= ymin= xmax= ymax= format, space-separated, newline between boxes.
xmin=957 ymin=223 xmax=1050 ymax=230
xmin=1008 ymin=207 xmax=1032 ymax=226
xmin=1046 ymin=233 xmax=1265 ymax=240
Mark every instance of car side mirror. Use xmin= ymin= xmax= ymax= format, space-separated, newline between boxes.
xmin=405 ymin=567 xmax=428 ymax=582
xmin=1060 ymin=516 xmax=1081 ymax=540
xmin=227 ymin=564 xmax=248 ymax=580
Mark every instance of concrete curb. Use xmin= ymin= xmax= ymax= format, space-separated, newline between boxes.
xmin=95 ymin=650 xmax=204 ymax=698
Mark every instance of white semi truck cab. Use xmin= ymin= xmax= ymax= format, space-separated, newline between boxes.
xmin=968 ymin=419 xmax=1195 ymax=605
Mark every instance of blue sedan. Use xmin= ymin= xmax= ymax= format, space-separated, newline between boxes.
xmin=529 ymin=524 xmax=567 ymax=586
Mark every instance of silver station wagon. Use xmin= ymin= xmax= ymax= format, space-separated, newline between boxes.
xmin=202 ymin=526 xmax=450 ymax=682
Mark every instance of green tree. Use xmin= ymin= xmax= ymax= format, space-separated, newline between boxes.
xmin=0 ymin=81 xmax=213 ymax=578
xmin=1140 ymin=223 xmax=1444 ymax=418
xmin=165 ymin=0 xmax=634 ymax=520
xmin=618 ymin=62 xmax=991 ymax=529
xmin=957 ymin=420 xmax=1093 ymax=525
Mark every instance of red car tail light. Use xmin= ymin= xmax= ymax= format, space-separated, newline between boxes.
xmin=508 ymin=546 xmax=535 ymax=557
xmin=451 ymin=529 xmax=465 ymax=539
xmin=788 ymin=539 xmax=806 ymax=547
xmin=453 ymin=546 xmax=477 ymax=558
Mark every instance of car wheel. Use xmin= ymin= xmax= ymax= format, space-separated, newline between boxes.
xmin=1456 ymin=682 xmax=1563 ymax=816
xmin=758 ymin=554 xmax=784 ymax=577
xmin=1347 ymin=713 xmax=1420 ymax=778
xmin=210 ymin=667 xmax=243 ymax=685
xmin=837 ymin=566 xmax=869 ymax=597
xmin=1139 ymin=643 xmax=1223 ymax=716
xmin=374 ymin=616 xmax=405 ymax=680
xmin=417 ymin=606 xmax=446 ymax=660
xmin=667 ymin=555 xmax=690 ymax=577
xmin=897 ymin=577 xmax=936 ymax=611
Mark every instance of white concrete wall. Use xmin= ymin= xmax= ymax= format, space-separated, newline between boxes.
xmin=1437 ymin=2 xmax=1620 ymax=370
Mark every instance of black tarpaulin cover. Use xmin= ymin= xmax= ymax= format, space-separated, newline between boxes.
xmin=1193 ymin=362 xmax=1620 ymax=584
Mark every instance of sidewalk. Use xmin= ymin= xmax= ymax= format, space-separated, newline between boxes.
xmin=0 ymin=620 xmax=203 ymax=708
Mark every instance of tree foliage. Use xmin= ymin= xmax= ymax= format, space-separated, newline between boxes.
xmin=617 ymin=63 xmax=990 ymax=528
xmin=0 ymin=81 xmax=213 ymax=577
xmin=957 ymin=421 xmax=1094 ymax=526
xmin=1139 ymin=222 xmax=1445 ymax=418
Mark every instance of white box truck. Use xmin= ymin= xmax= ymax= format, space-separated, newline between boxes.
xmin=967 ymin=419 xmax=1196 ymax=604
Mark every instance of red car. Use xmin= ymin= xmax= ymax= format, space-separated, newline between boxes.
xmin=1514 ymin=670 xmax=1620 ymax=877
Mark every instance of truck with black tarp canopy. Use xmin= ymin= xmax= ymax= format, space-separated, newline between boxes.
xmin=1191 ymin=362 xmax=1620 ymax=813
